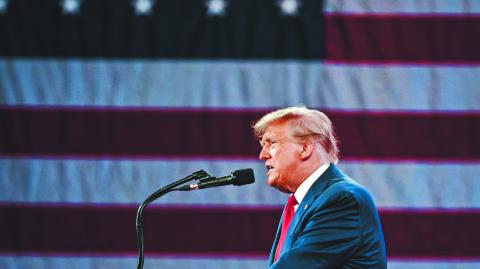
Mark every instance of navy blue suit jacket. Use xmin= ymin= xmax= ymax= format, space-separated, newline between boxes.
xmin=268 ymin=164 xmax=387 ymax=268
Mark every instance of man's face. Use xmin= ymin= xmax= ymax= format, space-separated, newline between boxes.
xmin=259 ymin=122 xmax=302 ymax=193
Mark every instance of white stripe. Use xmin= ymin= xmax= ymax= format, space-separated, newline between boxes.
xmin=0 ymin=256 xmax=479 ymax=269
xmin=341 ymin=161 xmax=480 ymax=209
xmin=0 ymin=256 xmax=266 ymax=269
xmin=1 ymin=59 xmax=479 ymax=111
xmin=1 ymin=159 xmax=479 ymax=208
xmin=325 ymin=0 xmax=480 ymax=14
xmin=0 ymin=159 xmax=280 ymax=206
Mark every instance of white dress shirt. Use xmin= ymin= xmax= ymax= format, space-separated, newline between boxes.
xmin=293 ymin=162 xmax=330 ymax=212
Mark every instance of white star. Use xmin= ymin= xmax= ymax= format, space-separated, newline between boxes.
xmin=132 ymin=0 xmax=155 ymax=16
xmin=60 ymin=0 xmax=81 ymax=15
xmin=0 ymin=0 xmax=9 ymax=14
xmin=205 ymin=0 xmax=228 ymax=17
xmin=278 ymin=0 xmax=301 ymax=16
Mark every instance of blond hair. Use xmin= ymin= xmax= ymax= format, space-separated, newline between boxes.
xmin=253 ymin=106 xmax=339 ymax=163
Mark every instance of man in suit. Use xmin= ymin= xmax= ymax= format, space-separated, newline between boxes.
xmin=253 ymin=106 xmax=387 ymax=268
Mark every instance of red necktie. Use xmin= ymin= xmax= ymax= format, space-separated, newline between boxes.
xmin=275 ymin=195 xmax=298 ymax=261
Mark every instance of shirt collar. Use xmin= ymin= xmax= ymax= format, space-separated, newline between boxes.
xmin=293 ymin=162 xmax=330 ymax=207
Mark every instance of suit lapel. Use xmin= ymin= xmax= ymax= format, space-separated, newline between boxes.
xmin=284 ymin=164 xmax=341 ymax=248
xmin=270 ymin=164 xmax=344 ymax=262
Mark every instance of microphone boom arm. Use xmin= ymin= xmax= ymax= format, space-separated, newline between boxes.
xmin=135 ymin=170 xmax=211 ymax=269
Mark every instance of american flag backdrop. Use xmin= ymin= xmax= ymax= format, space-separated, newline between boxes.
xmin=1 ymin=0 xmax=480 ymax=268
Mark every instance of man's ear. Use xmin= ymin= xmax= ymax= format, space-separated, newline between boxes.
xmin=299 ymin=142 xmax=315 ymax=160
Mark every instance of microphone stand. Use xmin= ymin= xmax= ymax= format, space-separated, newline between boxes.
xmin=135 ymin=170 xmax=212 ymax=269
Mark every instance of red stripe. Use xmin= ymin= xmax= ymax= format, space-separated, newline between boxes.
xmin=1 ymin=106 xmax=479 ymax=160
xmin=381 ymin=209 xmax=480 ymax=258
xmin=0 ymin=204 xmax=479 ymax=258
xmin=325 ymin=14 xmax=480 ymax=63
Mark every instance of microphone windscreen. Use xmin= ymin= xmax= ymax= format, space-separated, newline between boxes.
xmin=232 ymin=168 xmax=255 ymax=186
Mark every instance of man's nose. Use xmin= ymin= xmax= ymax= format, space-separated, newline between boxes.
xmin=259 ymin=147 xmax=269 ymax=160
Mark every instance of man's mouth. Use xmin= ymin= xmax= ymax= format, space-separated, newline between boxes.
xmin=266 ymin=165 xmax=274 ymax=174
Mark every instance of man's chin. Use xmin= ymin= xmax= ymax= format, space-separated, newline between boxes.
xmin=267 ymin=178 xmax=276 ymax=188
xmin=267 ymin=176 xmax=278 ymax=187
xmin=268 ymin=178 xmax=291 ymax=194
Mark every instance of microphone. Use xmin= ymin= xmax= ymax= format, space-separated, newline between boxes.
xmin=175 ymin=168 xmax=255 ymax=191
